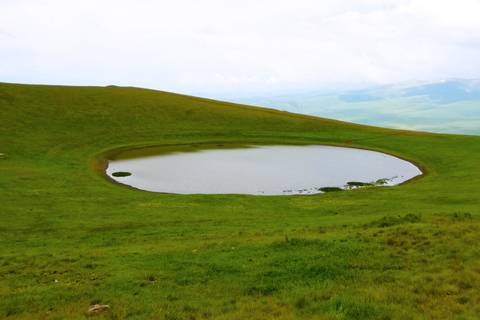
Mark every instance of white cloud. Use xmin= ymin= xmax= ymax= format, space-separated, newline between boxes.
xmin=399 ymin=0 xmax=480 ymax=28
xmin=1 ymin=0 xmax=480 ymax=93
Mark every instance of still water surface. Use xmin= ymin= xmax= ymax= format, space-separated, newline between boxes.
xmin=106 ymin=145 xmax=422 ymax=195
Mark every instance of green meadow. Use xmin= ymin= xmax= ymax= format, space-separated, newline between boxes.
xmin=1 ymin=82 xmax=480 ymax=319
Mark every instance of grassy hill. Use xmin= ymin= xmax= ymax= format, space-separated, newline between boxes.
xmin=1 ymin=82 xmax=480 ymax=319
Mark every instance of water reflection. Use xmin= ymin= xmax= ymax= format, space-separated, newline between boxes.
xmin=106 ymin=145 xmax=422 ymax=195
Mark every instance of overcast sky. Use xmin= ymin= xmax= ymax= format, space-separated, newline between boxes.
xmin=1 ymin=0 xmax=480 ymax=95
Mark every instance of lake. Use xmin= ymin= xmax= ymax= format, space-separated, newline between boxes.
xmin=105 ymin=144 xmax=422 ymax=195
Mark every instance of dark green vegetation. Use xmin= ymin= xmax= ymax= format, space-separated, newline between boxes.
xmin=112 ymin=172 xmax=132 ymax=178
xmin=319 ymin=187 xmax=344 ymax=193
xmin=1 ymin=82 xmax=480 ymax=319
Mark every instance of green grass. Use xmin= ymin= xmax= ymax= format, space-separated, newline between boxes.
xmin=1 ymin=82 xmax=480 ymax=319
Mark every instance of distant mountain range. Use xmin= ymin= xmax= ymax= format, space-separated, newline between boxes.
xmin=337 ymin=78 xmax=480 ymax=104
xmin=229 ymin=78 xmax=480 ymax=135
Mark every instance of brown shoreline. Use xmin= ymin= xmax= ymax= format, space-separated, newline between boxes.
xmin=93 ymin=140 xmax=427 ymax=194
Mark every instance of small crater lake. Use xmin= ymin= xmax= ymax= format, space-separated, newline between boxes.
xmin=104 ymin=144 xmax=423 ymax=195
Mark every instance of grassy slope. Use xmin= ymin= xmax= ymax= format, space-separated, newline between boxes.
xmin=1 ymin=82 xmax=480 ymax=319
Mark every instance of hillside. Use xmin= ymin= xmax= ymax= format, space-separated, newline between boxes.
xmin=1 ymin=82 xmax=480 ymax=319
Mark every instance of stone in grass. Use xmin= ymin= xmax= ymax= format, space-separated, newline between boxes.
xmin=0 ymin=154 xmax=4 ymax=159
xmin=86 ymin=304 xmax=111 ymax=316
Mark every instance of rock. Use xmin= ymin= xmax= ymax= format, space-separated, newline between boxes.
xmin=86 ymin=304 xmax=111 ymax=315
xmin=0 ymin=154 xmax=4 ymax=159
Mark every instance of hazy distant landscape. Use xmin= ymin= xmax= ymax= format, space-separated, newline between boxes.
xmin=229 ymin=78 xmax=480 ymax=135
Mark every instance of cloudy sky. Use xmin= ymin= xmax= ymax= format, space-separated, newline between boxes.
xmin=1 ymin=0 xmax=480 ymax=95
